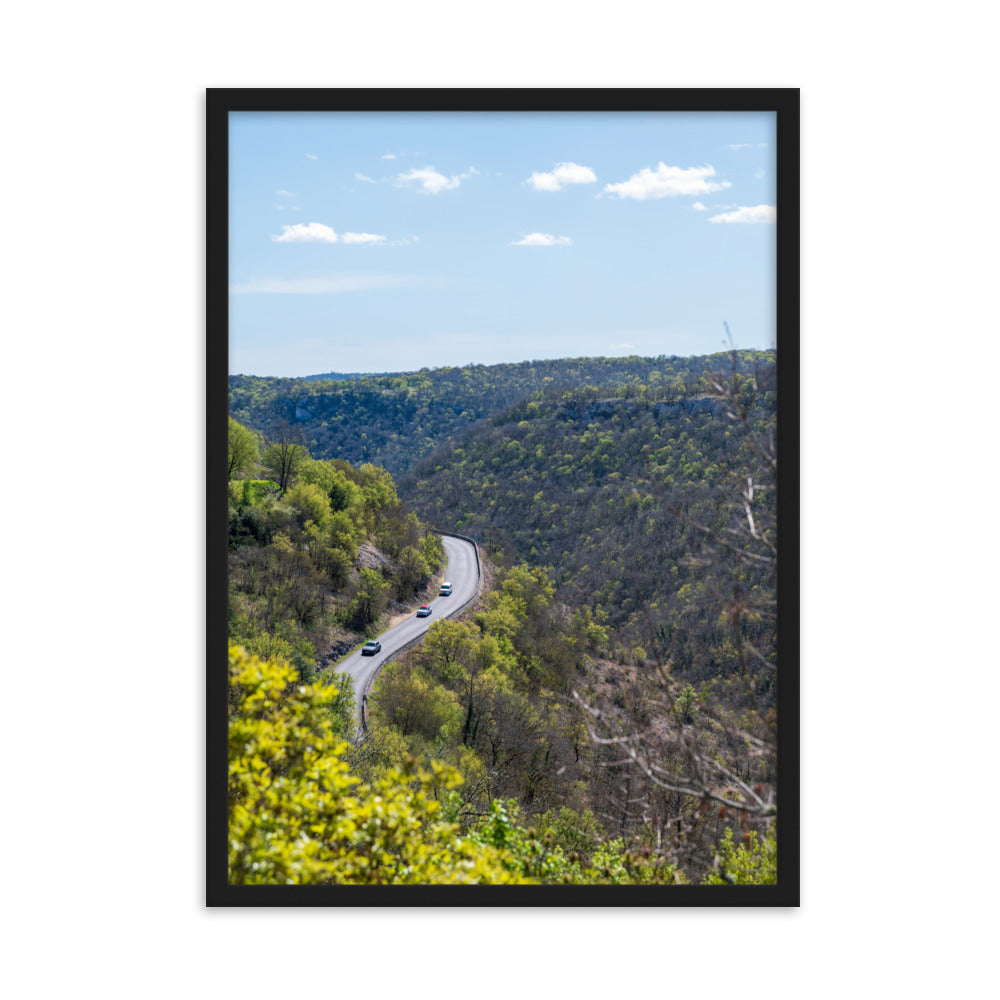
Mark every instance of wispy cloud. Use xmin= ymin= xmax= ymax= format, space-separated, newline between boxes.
xmin=270 ymin=222 xmax=407 ymax=245
xmin=271 ymin=222 xmax=340 ymax=243
xmin=755 ymin=168 xmax=766 ymax=179
xmin=354 ymin=173 xmax=375 ymax=183
xmin=604 ymin=163 xmax=731 ymax=200
xmin=275 ymin=189 xmax=295 ymax=197
xmin=381 ymin=153 xmax=397 ymax=160
xmin=395 ymin=166 xmax=472 ymax=194
xmin=728 ymin=143 xmax=753 ymax=151
xmin=526 ymin=161 xmax=597 ymax=192
xmin=341 ymin=232 xmax=387 ymax=245
xmin=692 ymin=201 xmax=707 ymax=211
xmin=510 ymin=233 xmax=572 ymax=247
xmin=305 ymin=153 xmax=319 ymax=160
xmin=610 ymin=342 xmax=637 ymax=352
xmin=230 ymin=275 xmax=423 ymax=295
xmin=708 ymin=204 xmax=776 ymax=224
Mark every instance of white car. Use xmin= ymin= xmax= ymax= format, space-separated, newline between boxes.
xmin=439 ymin=581 xmax=453 ymax=596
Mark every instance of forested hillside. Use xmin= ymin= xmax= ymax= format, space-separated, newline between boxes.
xmin=226 ymin=350 xmax=779 ymax=885
xmin=227 ymin=418 xmax=444 ymax=689
xmin=399 ymin=356 xmax=776 ymax=699
xmin=228 ymin=353 xmax=768 ymax=478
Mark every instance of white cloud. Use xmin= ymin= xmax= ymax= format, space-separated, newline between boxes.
xmin=275 ymin=189 xmax=294 ymax=197
xmin=603 ymin=163 xmax=731 ymax=200
xmin=291 ymin=206 xmax=302 ymax=211
xmin=527 ymin=161 xmax=597 ymax=192
xmin=355 ymin=173 xmax=375 ymax=183
xmin=610 ymin=342 xmax=637 ymax=351
xmin=381 ymin=153 xmax=397 ymax=160
xmin=274 ymin=204 xmax=284 ymax=211
xmin=341 ymin=232 xmax=387 ymax=245
xmin=271 ymin=222 xmax=339 ymax=243
xmin=511 ymin=232 xmax=572 ymax=247
xmin=755 ymin=168 xmax=766 ymax=179
xmin=728 ymin=143 xmax=753 ymax=151
xmin=708 ymin=204 xmax=776 ymax=224
xmin=230 ymin=275 xmax=421 ymax=294
xmin=305 ymin=153 xmax=319 ymax=160
xmin=395 ymin=166 xmax=468 ymax=194
xmin=692 ymin=201 xmax=707 ymax=211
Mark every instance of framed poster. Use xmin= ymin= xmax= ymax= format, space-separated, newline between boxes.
xmin=208 ymin=88 xmax=799 ymax=905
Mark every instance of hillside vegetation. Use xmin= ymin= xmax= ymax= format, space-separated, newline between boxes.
xmin=226 ymin=350 xmax=779 ymax=884
xmin=399 ymin=356 xmax=776 ymax=701
xmin=228 ymin=352 xmax=768 ymax=478
xmin=227 ymin=421 xmax=444 ymax=689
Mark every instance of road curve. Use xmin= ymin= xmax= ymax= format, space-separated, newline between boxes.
xmin=334 ymin=534 xmax=481 ymax=722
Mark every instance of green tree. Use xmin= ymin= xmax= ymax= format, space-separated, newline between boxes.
xmin=357 ymin=462 xmax=399 ymax=513
xmin=346 ymin=567 xmax=389 ymax=630
xmin=228 ymin=417 xmax=259 ymax=480
xmin=285 ymin=481 xmax=333 ymax=530
xmin=298 ymin=457 xmax=363 ymax=513
xmin=394 ymin=544 xmax=430 ymax=598
xmin=370 ymin=663 xmax=462 ymax=742
xmin=262 ymin=420 xmax=307 ymax=493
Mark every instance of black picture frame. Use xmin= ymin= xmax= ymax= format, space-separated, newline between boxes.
xmin=207 ymin=87 xmax=799 ymax=907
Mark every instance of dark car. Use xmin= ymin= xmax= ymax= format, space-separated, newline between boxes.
xmin=439 ymin=581 xmax=453 ymax=596
xmin=416 ymin=605 xmax=432 ymax=618
xmin=361 ymin=640 xmax=381 ymax=655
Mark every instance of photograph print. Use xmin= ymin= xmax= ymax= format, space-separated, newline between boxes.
xmin=208 ymin=89 xmax=799 ymax=905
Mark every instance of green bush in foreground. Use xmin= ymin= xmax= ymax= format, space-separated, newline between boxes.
xmin=228 ymin=646 xmax=529 ymax=885
xmin=702 ymin=826 xmax=777 ymax=885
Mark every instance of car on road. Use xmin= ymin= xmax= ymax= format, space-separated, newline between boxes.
xmin=439 ymin=581 xmax=453 ymax=596
xmin=416 ymin=605 xmax=432 ymax=618
xmin=361 ymin=640 xmax=381 ymax=655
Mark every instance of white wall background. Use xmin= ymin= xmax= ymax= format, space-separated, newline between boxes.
xmin=3 ymin=3 xmax=996 ymax=997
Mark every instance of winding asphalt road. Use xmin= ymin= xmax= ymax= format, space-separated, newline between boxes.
xmin=334 ymin=534 xmax=481 ymax=720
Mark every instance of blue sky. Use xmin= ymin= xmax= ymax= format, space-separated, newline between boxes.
xmin=229 ymin=111 xmax=776 ymax=376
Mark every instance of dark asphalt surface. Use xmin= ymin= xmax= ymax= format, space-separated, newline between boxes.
xmin=334 ymin=534 xmax=480 ymax=711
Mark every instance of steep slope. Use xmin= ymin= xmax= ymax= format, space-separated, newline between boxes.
xmin=398 ymin=356 xmax=777 ymax=694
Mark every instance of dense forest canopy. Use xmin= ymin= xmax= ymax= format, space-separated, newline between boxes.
xmin=229 ymin=351 xmax=773 ymax=478
xmin=400 ymin=359 xmax=776 ymax=701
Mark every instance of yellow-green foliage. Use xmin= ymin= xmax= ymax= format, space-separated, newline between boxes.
xmin=228 ymin=646 xmax=532 ymax=885
xmin=472 ymin=800 xmax=687 ymax=885
xmin=702 ymin=826 xmax=777 ymax=885
xmin=285 ymin=481 xmax=333 ymax=530
xmin=228 ymin=417 xmax=259 ymax=480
